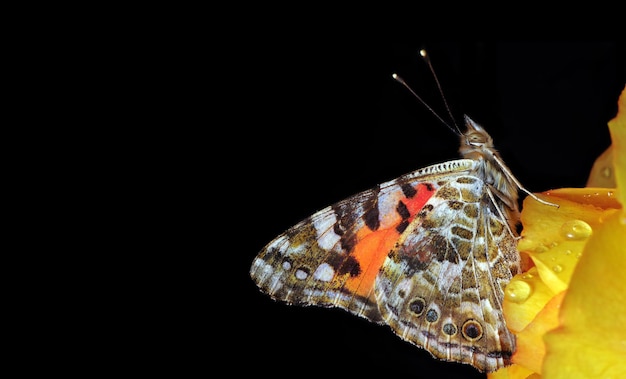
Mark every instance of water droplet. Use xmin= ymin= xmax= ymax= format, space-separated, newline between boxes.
xmin=560 ymin=220 xmax=592 ymax=240
xmin=552 ymin=264 xmax=563 ymax=273
xmin=522 ymin=273 xmax=534 ymax=279
xmin=564 ymin=249 xmax=572 ymax=255
xmin=505 ymin=280 xmax=532 ymax=303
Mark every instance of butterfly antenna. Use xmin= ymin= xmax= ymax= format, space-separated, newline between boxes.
xmin=419 ymin=49 xmax=463 ymax=135
xmin=392 ymin=73 xmax=458 ymax=135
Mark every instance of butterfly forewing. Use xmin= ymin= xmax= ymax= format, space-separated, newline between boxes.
xmin=251 ymin=160 xmax=481 ymax=327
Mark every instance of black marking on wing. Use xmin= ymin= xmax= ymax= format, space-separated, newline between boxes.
xmin=487 ymin=350 xmax=513 ymax=359
xmin=396 ymin=220 xmax=410 ymax=234
xmin=417 ymin=204 xmax=434 ymax=218
xmin=363 ymin=206 xmax=380 ymax=231
xmin=393 ymin=231 xmax=458 ymax=276
xmin=396 ymin=200 xmax=410 ymax=220
xmin=331 ymin=185 xmax=381 ymax=252
xmin=401 ymin=183 xmax=417 ymax=198
xmin=339 ymin=232 xmax=357 ymax=253
xmin=362 ymin=186 xmax=381 ymax=231
xmin=333 ymin=223 xmax=344 ymax=236
xmin=394 ymin=199 xmax=412 ymax=234
xmin=327 ymin=253 xmax=362 ymax=277
xmin=331 ymin=202 xmax=358 ymax=252
xmin=340 ymin=255 xmax=362 ymax=277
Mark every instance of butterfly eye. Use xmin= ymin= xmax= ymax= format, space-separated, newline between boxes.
xmin=467 ymin=132 xmax=486 ymax=146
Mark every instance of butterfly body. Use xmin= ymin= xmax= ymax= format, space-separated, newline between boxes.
xmin=251 ymin=115 xmax=523 ymax=372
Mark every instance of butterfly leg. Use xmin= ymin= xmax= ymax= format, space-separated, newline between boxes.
xmin=485 ymin=186 xmax=520 ymax=240
xmin=491 ymin=154 xmax=560 ymax=208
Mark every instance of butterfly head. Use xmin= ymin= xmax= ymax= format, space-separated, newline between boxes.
xmin=459 ymin=115 xmax=496 ymax=160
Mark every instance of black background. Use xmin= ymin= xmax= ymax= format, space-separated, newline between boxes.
xmin=222 ymin=41 xmax=625 ymax=378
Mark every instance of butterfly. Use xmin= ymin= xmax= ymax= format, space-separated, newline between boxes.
xmin=249 ymin=60 xmax=556 ymax=373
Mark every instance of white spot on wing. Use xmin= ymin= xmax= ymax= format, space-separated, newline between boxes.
xmin=295 ymin=269 xmax=308 ymax=280
xmin=313 ymin=263 xmax=335 ymax=282
xmin=251 ymin=257 xmax=273 ymax=283
xmin=313 ymin=212 xmax=341 ymax=251
xmin=436 ymin=261 xmax=462 ymax=292
xmin=290 ymin=243 xmax=308 ymax=254
xmin=377 ymin=190 xmax=403 ymax=229
xmin=266 ymin=235 xmax=290 ymax=255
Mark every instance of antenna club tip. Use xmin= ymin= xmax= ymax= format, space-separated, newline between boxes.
xmin=392 ymin=73 xmax=398 ymax=79
xmin=419 ymin=49 xmax=427 ymax=57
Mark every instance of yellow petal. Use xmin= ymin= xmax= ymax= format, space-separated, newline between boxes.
xmin=504 ymin=267 xmax=556 ymax=332
xmin=501 ymin=85 xmax=626 ymax=379
xmin=542 ymin=187 xmax=620 ymax=209
xmin=540 ymin=85 xmax=626 ymax=379
xmin=607 ymin=85 xmax=626 ymax=220
xmin=489 ymin=363 xmax=537 ymax=379
xmin=542 ymin=210 xmax=626 ymax=379
xmin=517 ymin=189 xmax=618 ymax=294
xmin=511 ymin=291 xmax=565 ymax=374
xmin=586 ymin=146 xmax=615 ymax=187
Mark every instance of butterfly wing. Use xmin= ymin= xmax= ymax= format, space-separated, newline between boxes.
xmin=250 ymin=159 xmax=477 ymax=323
xmin=375 ymin=169 xmax=520 ymax=372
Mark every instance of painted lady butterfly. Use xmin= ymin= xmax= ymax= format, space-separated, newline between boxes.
xmin=249 ymin=55 xmax=556 ymax=373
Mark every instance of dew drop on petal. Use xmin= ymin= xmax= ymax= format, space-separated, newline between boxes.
xmin=560 ymin=220 xmax=592 ymax=240
xmin=552 ymin=264 xmax=563 ymax=273
xmin=505 ymin=280 xmax=532 ymax=303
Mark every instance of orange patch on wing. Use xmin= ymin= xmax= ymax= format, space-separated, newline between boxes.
xmin=344 ymin=227 xmax=400 ymax=297
xmin=404 ymin=183 xmax=436 ymax=221
xmin=344 ymin=183 xmax=436 ymax=298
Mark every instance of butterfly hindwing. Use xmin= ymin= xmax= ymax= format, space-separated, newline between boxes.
xmin=375 ymin=171 xmax=520 ymax=372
